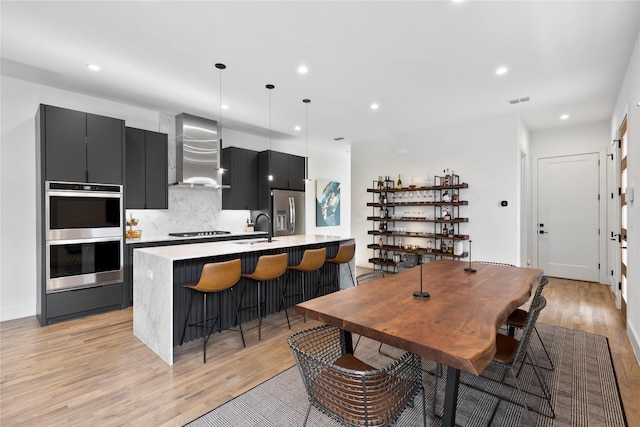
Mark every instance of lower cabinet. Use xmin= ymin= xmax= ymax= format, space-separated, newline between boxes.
xmin=44 ymin=283 xmax=123 ymax=325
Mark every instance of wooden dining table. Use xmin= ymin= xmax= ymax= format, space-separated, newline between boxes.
xmin=295 ymin=259 xmax=544 ymax=427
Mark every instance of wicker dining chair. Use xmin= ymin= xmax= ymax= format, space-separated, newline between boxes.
xmin=434 ymin=296 xmax=554 ymax=425
xmin=475 ymin=263 xmax=554 ymax=371
xmin=507 ymin=276 xmax=554 ymax=371
xmin=288 ymin=324 xmax=426 ymax=427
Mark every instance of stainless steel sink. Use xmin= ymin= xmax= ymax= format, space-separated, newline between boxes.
xmin=233 ymin=238 xmax=278 ymax=244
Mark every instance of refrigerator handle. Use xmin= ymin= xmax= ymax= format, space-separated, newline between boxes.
xmin=288 ymin=197 xmax=296 ymax=233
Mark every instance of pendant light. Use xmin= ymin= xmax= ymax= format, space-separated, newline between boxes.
xmin=215 ymin=63 xmax=226 ymax=176
xmin=266 ymin=84 xmax=275 ymax=181
xmin=303 ymin=98 xmax=312 ymax=183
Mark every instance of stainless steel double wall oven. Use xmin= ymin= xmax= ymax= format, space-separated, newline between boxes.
xmin=45 ymin=181 xmax=124 ymax=293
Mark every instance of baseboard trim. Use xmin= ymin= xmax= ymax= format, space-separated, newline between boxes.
xmin=0 ymin=304 xmax=36 ymax=322
xmin=627 ymin=319 xmax=640 ymax=366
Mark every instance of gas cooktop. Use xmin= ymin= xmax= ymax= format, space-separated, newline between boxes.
xmin=168 ymin=231 xmax=231 ymax=237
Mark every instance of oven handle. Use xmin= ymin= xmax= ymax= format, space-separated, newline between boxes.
xmin=46 ymin=181 xmax=122 ymax=193
xmin=47 ymin=236 xmax=123 ymax=245
xmin=46 ymin=190 xmax=123 ymax=198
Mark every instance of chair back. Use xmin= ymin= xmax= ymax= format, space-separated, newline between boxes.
xmin=475 ymin=261 xmax=516 ymax=267
xmin=530 ymin=276 xmax=549 ymax=306
xmin=296 ymin=247 xmax=326 ymax=272
xmin=250 ymin=253 xmax=288 ymax=281
xmin=329 ymin=243 xmax=355 ymax=264
xmin=511 ymin=295 xmax=547 ymax=366
xmin=356 ymin=270 xmax=384 ymax=285
xmin=194 ymin=259 xmax=242 ymax=292
xmin=288 ymin=325 xmax=424 ymax=426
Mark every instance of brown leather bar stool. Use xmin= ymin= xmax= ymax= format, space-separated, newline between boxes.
xmin=179 ymin=259 xmax=243 ymax=363
xmin=284 ymin=247 xmax=327 ymax=314
xmin=324 ymin=243 xmax=355 ymax=292
xmin=241 ymin=253 xmax=289 ymax=341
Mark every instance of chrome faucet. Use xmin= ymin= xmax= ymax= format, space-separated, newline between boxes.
xmin=254 ymin=213 xmax=272 ymax=242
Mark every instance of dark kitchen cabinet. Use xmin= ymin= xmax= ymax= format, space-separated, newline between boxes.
xmin=288 ymin=155 xmax=306 ymax=191
xmin=258 ymin=150 xmax=306 ymax=209
xmin=221 ymin=147 xmax=259 ymax=210
xmin=125 ymin=127 xmax=168 ymax=209
xmin=41 ymin=104 xmax=124 ymax=184
xmin=258 ymin=150 xmax=305 ymax=209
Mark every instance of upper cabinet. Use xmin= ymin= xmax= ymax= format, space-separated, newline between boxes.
xmin=258 ymin=150 xmax=305 ymax=189
xmin=258 ymin=150 xmax=306 ymax=208
xmin=39 ymin=105 xmax=124 ymax=184
xmin=221 ymin=147 xmax=259 ymax=210
xmin=125 ymin=127 xmax=168 ymax=209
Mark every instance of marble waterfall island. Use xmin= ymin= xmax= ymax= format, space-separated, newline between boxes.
xmin=133 ymin=235 xmax=353 ymax=364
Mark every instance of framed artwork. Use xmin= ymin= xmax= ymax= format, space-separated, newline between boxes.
xmin=316 ymin=180 xmax=341 ymax=227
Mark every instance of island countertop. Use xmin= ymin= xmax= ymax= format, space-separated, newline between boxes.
xmin=134 ymin=234 xmax=350 ymax=261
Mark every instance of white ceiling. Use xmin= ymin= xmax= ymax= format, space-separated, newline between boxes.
xmin=2 ymin=1 xmax=639 ymax=151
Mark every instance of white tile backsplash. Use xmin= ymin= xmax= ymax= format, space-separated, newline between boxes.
xmin=126 ymin=186 xmax=250 ymax=237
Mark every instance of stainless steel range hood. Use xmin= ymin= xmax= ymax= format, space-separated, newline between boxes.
xmin=175 ymin=113 xmax=228 ymax=188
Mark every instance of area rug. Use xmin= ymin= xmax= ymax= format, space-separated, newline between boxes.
xmin=186 ymin=324 xmax=627 ymax=426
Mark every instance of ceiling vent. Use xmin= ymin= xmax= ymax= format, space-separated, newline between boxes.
xmin=508 ymin=97 xmax=531 ymax=105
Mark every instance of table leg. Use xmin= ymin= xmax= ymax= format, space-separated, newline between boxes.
xmin=442 ymin=365 xmax=460 ymax=427
xmin=340 ymin=330 xmax=354 ymax=354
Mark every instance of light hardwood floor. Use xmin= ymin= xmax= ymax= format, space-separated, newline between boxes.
xmin=1 ymin=277 xmax=639 ymax=426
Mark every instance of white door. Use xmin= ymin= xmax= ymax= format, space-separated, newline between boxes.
xmin=537 ymin=153 xmax=600 ymax=281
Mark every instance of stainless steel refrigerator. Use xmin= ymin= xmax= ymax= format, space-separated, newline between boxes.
xmin=271 ymin=189 xmax=305 ymax=236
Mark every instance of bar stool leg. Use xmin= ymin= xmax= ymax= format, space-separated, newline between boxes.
xmin=203 ymin=294 xmax=208 ymax=363
xmin=230 ymin=287 xmax=246 ymax=347
xmin=257 ymin=282 xmax=262 ymax=341
xmin=347 ymin=262 xmax=355 ymax=287
xmin=277 ymin=276 xmax=291 ymax=329
xmin=314 ymin=269 xmax=323 ymax=297
xmin=180 ymin=289 xmax=196 ymax=346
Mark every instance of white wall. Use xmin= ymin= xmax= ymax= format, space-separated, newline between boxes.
xmin=351 ymin=114 xmax=521 ymax=268
xmin=529 ymin=120 xmax=610 ymax=285
xmin=306 ymin=148 xmax=351 ymax=238
xmin=611 ymin=32 xmax=640 ymax=363
xmin=517 ymin=117 xmax=532 ymax=267
xmin=0 ymin=76 xmax=351 ymax=321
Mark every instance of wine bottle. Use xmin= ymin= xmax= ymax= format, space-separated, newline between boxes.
xmin=397 ymin=174 xmax=402 ymax=189
xmin=377 ymin=176 xmax=383 ymax=190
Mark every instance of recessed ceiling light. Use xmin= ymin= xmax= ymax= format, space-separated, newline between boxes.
xmin=370 ymin=103 xmax=379 ymax=110
xmin=294 ymin=125 xmax=301 ymax=131
xmin=86 ymin=64 xmax=100 ymax=71
xmin=298 ymin=65 xmax=308 ymax=74
xmin=560 ymin=114 xmax=570 ymax=120
xmin=221 ymin=104 xmax=229 ymax=110
xmin=495 ymin=66 xmax=508 ymax=75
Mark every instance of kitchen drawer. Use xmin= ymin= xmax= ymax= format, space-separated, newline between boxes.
xmin=45 ymin=283 xmax=123 ymax=324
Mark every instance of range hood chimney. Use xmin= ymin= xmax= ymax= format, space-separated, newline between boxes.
xmin=175 ymin=113 xmax=228 ymax=188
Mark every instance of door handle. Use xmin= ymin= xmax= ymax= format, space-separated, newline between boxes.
xmin=288 ymin=197 xmax=296 ymax=233
xmin=539 ymin=230 xmax=549 ymax=234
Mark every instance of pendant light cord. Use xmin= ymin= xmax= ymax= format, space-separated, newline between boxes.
xmin=303 ymin=98 xmax=311 ymax=182
xmin=266 ymin=84 xmax=275 ymax=180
